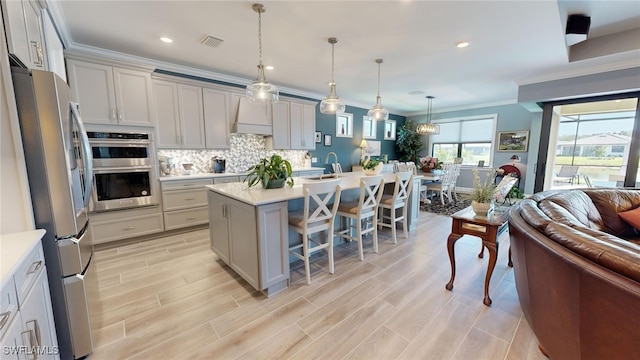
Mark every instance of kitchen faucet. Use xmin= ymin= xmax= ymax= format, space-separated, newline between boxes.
xmin=325 ymin=152 xmax=341 ymax=175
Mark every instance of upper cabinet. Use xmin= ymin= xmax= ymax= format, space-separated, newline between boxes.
xmin=67 ymin=59 xmax=154 ymax=126
xmin=2 ymin=0 xmax=47 ymax=70
xmin=203 ymin=87 xmax=232 ymax=149
xmin=268 ymin=97 xmax=316 ymax=150
xmin=152 ymin=80 xmax=205 ymax=149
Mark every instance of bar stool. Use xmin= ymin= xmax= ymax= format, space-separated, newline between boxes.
xmin=288 ymin=179 xmax=342 ymax=285
xmin=335 ymin=175 xmax=385 ymax=260
xmin=378 ymin=171 xmax=413 ymax=244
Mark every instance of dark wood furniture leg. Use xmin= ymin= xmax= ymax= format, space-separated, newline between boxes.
xmin=445 ymin=233 xmax=462 ymax=291
xmin=482 ymin=239 xmax=498 ymax=306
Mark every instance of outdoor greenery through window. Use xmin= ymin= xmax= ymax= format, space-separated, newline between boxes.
xmin=554 ymin=105 xmax=636 ymax=186
xmin=430 ymin=114 xmax=497 ymax=166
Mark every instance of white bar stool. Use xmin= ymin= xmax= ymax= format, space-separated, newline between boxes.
xmin=378 ymin=171 xmax=413 ymax=243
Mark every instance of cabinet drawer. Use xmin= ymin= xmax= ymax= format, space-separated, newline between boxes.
xmin=92 ymin=213 xmax=164 ymax=244
xmin=13 ymin=244 xmax=45 ymax=306
xmin=161 ymin=178 xmax=212 ymax=191
xmin=213 ymin=176 xmax=240 ymax=184
xmin=164 ymin=207 xmax=209 ymax=230
xmin=162 ymin=188 xmax=208 ymax=211
xmin=0 ymin=277 xmax=18 ymax=340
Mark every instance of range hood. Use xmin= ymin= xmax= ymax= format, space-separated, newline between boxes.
xmin=232 ymin=97 xmax=272 ymax=136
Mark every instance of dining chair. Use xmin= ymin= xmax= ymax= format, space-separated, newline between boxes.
xmin=378 ymin=171 xmax=413 ymax=244
xmin=426 ymin=162 xmax=456 ymax=204
xmin=335 ymin=175 xmax=385 ymax=260
xmin=288 ymin=179 xmax=342 ymax=285
xmin=449 ymin=163 xmax=462 ymax=201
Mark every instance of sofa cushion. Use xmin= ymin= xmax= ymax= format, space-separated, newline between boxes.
xmin=573 ymin=226 xmax=640 ymax=253
xmin=545 ymin=222 xmax=640 ymax=283
xmin=517 ymin=199 xmax=552 ymax=231
xmin=541 ymin=190 xmax=604 ymax=230
xmin=618 ymin=206 xmax=640 ymax=231
xmin=538 ymin=198 xmax=592 ymax=229
xmin=585 ymin=189 xmax=640 ymax=237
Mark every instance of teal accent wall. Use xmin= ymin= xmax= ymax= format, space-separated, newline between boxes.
xmin=312 ymin=105 xmax=405 ymax=173
xmin=408 ymin=103 xmax=539 ymax=191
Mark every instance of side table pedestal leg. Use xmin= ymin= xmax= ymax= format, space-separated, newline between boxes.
xmin=445 ymin=233 xmax=462 ymax=291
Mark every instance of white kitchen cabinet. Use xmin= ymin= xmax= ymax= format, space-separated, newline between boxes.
xmin=267 ymin=97 xmax=316 ymax=150
xmin=67 ymin=59 xmax=154 ymax=126
xmin=161 ymin=178 xmax=211 ymax=230
xmin=41 ymin=11 xmax=65 ymax=82
xmin=90 ymin=206 xmax=164 ymax=244
xmin=153 ymin=80 xmax=205 ymax=149
xmin=208 ymin=190 xmax=289 ymax=296
xmin=0 ymin=231 xmax=58 ymax=359
xmin=203 ymin=87 xmax=232 ymax=149
xmin=2 ymin=0 xmax=47 ymax=70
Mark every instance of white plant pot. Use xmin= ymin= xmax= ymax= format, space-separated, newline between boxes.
xmin=363 ymin=163 xmax=383 ymax=176
xmin=471 ymin=200 xmax=494 ymax=216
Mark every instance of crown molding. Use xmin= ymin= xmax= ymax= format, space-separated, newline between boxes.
xmin=404 ymin=98 xmax=519 ymax=117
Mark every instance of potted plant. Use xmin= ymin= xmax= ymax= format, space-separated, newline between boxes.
xmin=396 ymin=119 xmax=425 ymax=163
xmin=419 ymin=156 xmax=443 ymax=173
xmin=361 ymin=156 xmax=383 ymax=175
xmin=243 ymin=154 xmax=294 ymax=189
xmin=470 ymin=168 xmax=497 ymax=215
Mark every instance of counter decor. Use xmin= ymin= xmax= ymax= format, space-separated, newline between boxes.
xmin=243 ymin=154 xmax=294 ymax=189
xmin=361 ymin=156 xmax=383 ymax=175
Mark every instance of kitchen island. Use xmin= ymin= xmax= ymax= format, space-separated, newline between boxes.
xmin=206 ymin=171 xmax=423 ymax=296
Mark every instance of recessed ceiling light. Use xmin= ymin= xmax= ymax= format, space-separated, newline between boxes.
xmin=160 ymin=37 xmax=173 ymax=43
xmin=265 ymin=65 xmax=274 ymax=70
xmin=456 ymin=41 xmax=469 ymax=48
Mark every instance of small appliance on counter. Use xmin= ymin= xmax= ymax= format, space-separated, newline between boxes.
xmin=211 ymin=156 xmax=226 ymax=173
xmin=158 ymin=156 xmax=175 ymax=176
xmin=181 ymin=162 xmax=195 ymax=175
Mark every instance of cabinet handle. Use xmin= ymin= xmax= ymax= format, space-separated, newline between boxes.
xmin=30 ymin=41 xmax=42 ymax=67
xmin=222 ymin=204 xmax=227 ymax=218
xmin=0 ymin=311 xmax=10 ymax=331
xmin=117 ymin=109 xmax=123 ymax=121
xmin=26 ymin=260 xmax=43 ymax=275
xmin=186 ymin=217 xmax=197 ymax=220
xmin=184 ymin=198 xmax=196 ymax=201
xmin=21 ymin=328 xmax=38 ymax=360
xmin=111 ymin=108 xmax=117 ymax=121
xmin=123 ymin=226 xmax=136 ymax=230
xmin=27 ymin=319 xmax=41 ymax=351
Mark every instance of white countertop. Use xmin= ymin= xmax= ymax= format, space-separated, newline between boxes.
xmin=1 ymin=229 xmax=46 ymax=287
xmin=206 ymin=171 xmax=422 ymax=206
xmin=159 ymin=167 xmax=325 ymax=182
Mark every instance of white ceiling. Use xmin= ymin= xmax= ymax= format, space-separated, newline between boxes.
xmin=50 ymin=0 xmax=640 ymax=116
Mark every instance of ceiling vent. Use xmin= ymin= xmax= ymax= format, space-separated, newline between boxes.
xmin=201 ymin=35 xmax=224 ymax=48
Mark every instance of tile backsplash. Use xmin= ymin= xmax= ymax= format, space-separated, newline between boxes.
xmin=158 ymin=134 xmax=308 ymax=174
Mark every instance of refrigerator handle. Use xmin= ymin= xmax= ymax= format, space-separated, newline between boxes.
xmin=70 ymin=102 xmax=93 ymax=208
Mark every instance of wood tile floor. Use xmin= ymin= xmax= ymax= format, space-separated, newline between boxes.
xmin=89 ymin=212 xmax=546 ymax=360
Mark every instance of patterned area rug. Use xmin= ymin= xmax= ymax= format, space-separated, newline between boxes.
xmin=420 ymin=194 xmax=472 ymax=216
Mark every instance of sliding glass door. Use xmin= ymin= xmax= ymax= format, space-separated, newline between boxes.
xmin=535 ymin=92 xmax=640 ymax=192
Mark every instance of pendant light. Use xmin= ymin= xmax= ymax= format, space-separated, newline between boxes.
xmin=367 ymin=59 xmax=389 ymax=121
xmin=320 ymin=37 xmax=345 ymax=114
xmin=246 ymin=3 xmax=279 ymax=103
xmin=416 ymin=96 xmax=440 ymax=135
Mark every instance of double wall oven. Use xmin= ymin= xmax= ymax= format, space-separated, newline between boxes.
xmin=87 ymin=131 xmax=159 ymax=211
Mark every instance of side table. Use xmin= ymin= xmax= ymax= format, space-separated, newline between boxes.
xmin=445 ymin=206 xmax=512 ymax=306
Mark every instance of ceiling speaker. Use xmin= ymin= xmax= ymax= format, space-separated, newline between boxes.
xmin=565 ymin=14 xmax=591 ymax=46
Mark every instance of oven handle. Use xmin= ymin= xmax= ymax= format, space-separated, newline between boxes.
xmin=88 ymin=140 xmax=151 ymax=147
xmin=70 ymin=102 xmax=93 ymax=209
xmin=92 ymin=165 xmax=154 ymax=173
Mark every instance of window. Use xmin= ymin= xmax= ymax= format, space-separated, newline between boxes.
xmin=431 ymin=114 xmax=497 ymax=166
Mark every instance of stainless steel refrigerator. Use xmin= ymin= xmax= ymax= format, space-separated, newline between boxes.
xmin=12 ymin=68 xmax=95 ymax=359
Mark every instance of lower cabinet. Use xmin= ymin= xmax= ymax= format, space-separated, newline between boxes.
xmin=0 ymin=237 xmax=58 ymax=359
xmin=208 ymin=191 xmax=289 ymax=296
xmin=161 ymin=178 xmax=212 ymax=231
xmin=90 ymin=206 xmax=164 ymax=244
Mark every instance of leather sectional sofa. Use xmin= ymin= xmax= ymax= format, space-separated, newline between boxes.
xmin=508 ymin=188 xmax=640 ymax=359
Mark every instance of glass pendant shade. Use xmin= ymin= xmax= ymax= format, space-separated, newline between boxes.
xmin=368 ymin=59 xmax=388 ymax=121
xmin=367 ymin=96 xmax=389 ymax=121
xmin=320 ymin=37 xmax=345 ymax=114
xmin=246 ymin=3 xmax=278 ymax=103
xmin=246 ymin=64 xmax=279 ymax=102
xmin=320 ymin=83 xmax=345 ymax=114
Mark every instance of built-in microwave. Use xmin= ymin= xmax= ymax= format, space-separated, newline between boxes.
xmin=87 ymin=131 xmax=158 ymax=212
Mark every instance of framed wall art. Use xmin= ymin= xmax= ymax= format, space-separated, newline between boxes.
xmin=363 ymin=116 xmax=376 ymax=139
xmin=336 ymin=113 xmax=353 ymax=138
xmin=384 ymin=119 xmax=396 ymax=140
xmin=324 ymin=134 xmax=332 ymax=146
xmin=497 ymin=130 xmax=529 ymax=152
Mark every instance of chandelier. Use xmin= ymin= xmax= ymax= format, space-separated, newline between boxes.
xmin=367 ymin=59 xmax=389 ymax=121
xmin=416 ymin=96 xmax=440 ymax=135
xmin=320 ymin=37 xmax=345 ymax=114
xmin=246 ymin=3 xmax=279 ymax=103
